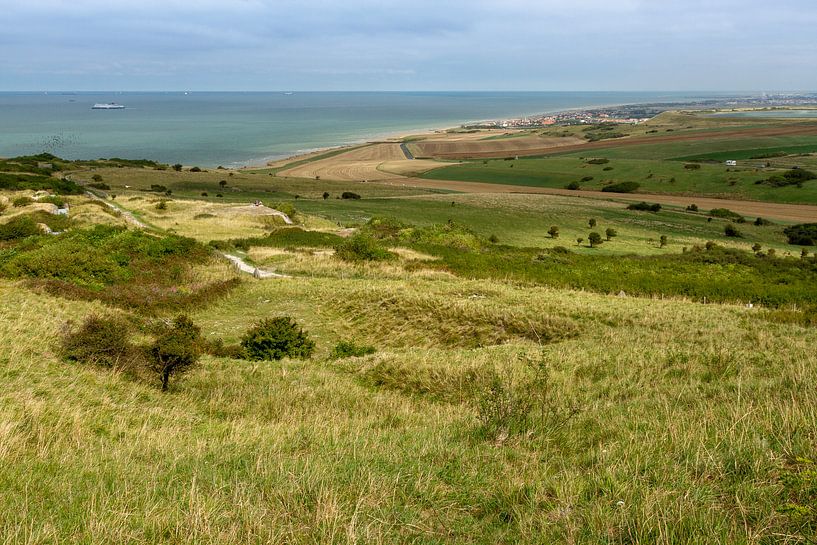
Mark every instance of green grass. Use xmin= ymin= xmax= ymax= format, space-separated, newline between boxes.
xmin=292 ymin=193 xmax=796 ymax=255
xmin=2 ymin=274 xmax=816 ymax=543
xmin=421 ymin=152 xmax=817 ymax=203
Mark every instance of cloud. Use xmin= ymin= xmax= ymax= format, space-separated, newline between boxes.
xmin=0 ymin=0 xmax=815 ymax=90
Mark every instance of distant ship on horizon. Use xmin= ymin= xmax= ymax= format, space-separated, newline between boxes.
xmin=92 ymin=103 xmax=125 ymax=110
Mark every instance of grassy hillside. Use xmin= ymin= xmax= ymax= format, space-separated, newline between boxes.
xmin=2 ymin=274 xmax=816 ymax=543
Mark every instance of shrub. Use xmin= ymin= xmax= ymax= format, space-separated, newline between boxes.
xmin=724 ymin=224 xmax=742 ymax=238
xmin=329 ymin=340 xmax=376 ymax=360
xmin=488 ymin=234 xmax=499 ymax=244
xmin=323 ymin=191 xmax=330 ymax=200
xmin=586 ymin=158 xmax=609 ymax=165
xmin=12 ymin=196 xmax=33 ymax=207
xmin=761 ymin=168 xmax=816 ymax=187
xmin=91 ymin=174 xmax=103 ymax=182
xmin=709 ymin=208 xmax=744 ymax=221
xmin=172 ymin=164 xmax=182 ymax=172
xmin=580 ymin=176 xmax=594 ymax=182
xmin=687 ymin=204 xmax=699 ymax=212
xmin=61 ymin=314 xmax=135 ymax=369
xmin=602 ymin=166 xmax=613 ymax=171
xmin=155 ymin=200 xmax=168 ymax=210
xmin=588 ymin=232 xmax=603 ymax=247
xmin=0 ymin=215 xmax=41 ymax=240
xmin=189 ymin=166 xmax=201 ymax=172
xmin=565 ymin=181 xmax=581 ymax=190
xmin=240 ymin=317 xmax=315 ymax=361
xmin=548 ymin=226 xmax=559 ymax=239
xmin=219 ymin=180 xmax=227 ymax=188
xmin=576 ymin=237 xmax=584 ymax=246
xmin=784 ymin=223 xmax=817 ymax=246
xmin=627 ymin=201 xmax=662 ymax=212
xmin=588 ymin=218 xmax=597 ymax=228
xmin=200 ymin=192 xmax=208 ymax=197
xmin=335 ymin=234 xmax=394 ymax=262
xmin=660 ymin=235 xmax=668 ymax=248
xmin=754 ymin=217 xmax=772 ymax=226
xmin=684 ymin=163 xmax=702 ymax=170
xmin=341 ymin=191 xmax=361 ymax=200
xmin=151 ymin=315 xmax=203 ymax=391
xmin=89 ymin=182 xmax=111 ymax=190
xmin=605 ymin=228 xmax=617 ymax=241
xmin=148 ymin=184 xmax=168 ymax=193
xmin=601 ymin=181 xmax=640 ymax=193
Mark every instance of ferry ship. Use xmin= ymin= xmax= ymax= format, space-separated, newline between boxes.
xmin=92 ymin=103 xmax=125 ymax=110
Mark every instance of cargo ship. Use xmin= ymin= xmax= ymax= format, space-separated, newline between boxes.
xmin=91 ymin=103 xmax=125 ymax=110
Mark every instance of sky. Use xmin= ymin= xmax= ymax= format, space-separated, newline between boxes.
xmin=1 ymin=0 xmax=816 ymax=91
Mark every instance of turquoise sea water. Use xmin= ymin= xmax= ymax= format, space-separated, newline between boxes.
xmin=0 ymin=91 xmax=715 ymax=166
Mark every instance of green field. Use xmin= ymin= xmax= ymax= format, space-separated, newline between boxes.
xmin=2 ymin=115 xmax=817 ymax=544
xmin=421 ymin=134 xmax=817 ymax=204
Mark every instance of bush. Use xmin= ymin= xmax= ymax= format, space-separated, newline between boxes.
xmin=687 ymin=204 xmax=699 ymax=212
xmin=335 ymin=234 xmax=394 ymax=262
xmin=12 ymin=196 xmax=33 ymax=207
xmin=240 ymin=317 xmax=315 ymax=361
xmin=586 ymin=158 xmax=609 ymax=165
xmin=189 ymin=166 xmax=201 ymax=172
xmin=155 ymin=200 xmax=168 ymax=210
xmin=601 ymin=181 xmax=640 ymax=193
xmin=91 ymin=174 xmax=103 ymax=182
xmin=709 ymin=208 xmax=744 ymax=221
xmin=488 ymin=234 xmax=499 ymax=244
xmin=627 ymin=201 xmax=662 ymax=212
xmin=580 ymin=176 xmax=594 ymax=182
xmin=329 ymin=340 xmax=376 ymax=359
xmin=89 ymin=182 xmax=111 ymax=190
xmin=151 ymin=315 xmax=203 ymax=391
xmin=565 ymin=181 xmax=581 ymax=190
xmin=784 ymin=223 xmax=817 ymax=246
xmin=341 ymin=191 xmax=361 ymax=200
xmin=61 ymin=314 xmax=137 ymax=369
xmin=172 ymin=164 xmax=182 ymax=172
xmin=588 ymin=232 xmax=603 ymax=247
xmin=605 ymin=228 xmax=617 ymax=241
xmin=724 ymin=224 xmax=742 ymax=238
xmin=0 ymin=215 xmax=41 ymax=240
xmin=548 ymin=226 xmax=559 ymax=238
xmin=684 ymin=163 xmax=702 ymax=170
xmin=754 ymin=217 xmax=772 ymax=226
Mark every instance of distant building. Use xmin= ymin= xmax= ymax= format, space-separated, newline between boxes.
xmin=725 ymin=160 xmax=737 ymax=166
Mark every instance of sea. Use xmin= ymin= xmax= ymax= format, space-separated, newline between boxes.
xmin=0 ymin=91 xmax=725 ymax=167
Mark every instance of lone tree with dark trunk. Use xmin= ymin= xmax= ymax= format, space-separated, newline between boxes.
xmin=589 ymin=218 xmax=597 ymax=228
xmin=605 ymin=227 xmax=617 ymax=241
xmin=151 ymin=315 xmax=202 ymax=391
xmin=548 ymin=225 xmax=560 ymax=239
xmin=588 ymin=232 xmax=603 ymax=247
xmin=219 ymin=180 xmax=228 ymax=189
xmin=576 ymin=237 xmax=584 ymax=247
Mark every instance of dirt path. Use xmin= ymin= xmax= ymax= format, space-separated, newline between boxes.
xmin=222 ymin=253 xmax=290 ymax=279
xmin=385 ymin=178 xmax=817 ymax=223
xmin=84 ymin=191 xmax=149 ymax=229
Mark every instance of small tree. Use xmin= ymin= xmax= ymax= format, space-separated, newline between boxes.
xmin=588 ymin=232 xmax=603 ymax=247
xmin=219 ymin=180 xmax=227 ymax=189
xmin=659 ymin=235 xmax=668 ymax=248
xmin=240 ymin=317 xmax=315 ymax=361
xmin=548 ymin=225 xmax=560 ymax=239
xmin=588 ymin=218 xmax=597 ymax=228
xmin=687 ymin=204 xmax=699 ymax=212
xmin=802 ymin=248 xmax=810 ymax=259
xmin=172 ymin=164 xmax=183 ymax=172
xmin=92 ymin=174 xmax=103 ymax=182
xmin=323 ymin=191 xmax=330 ymax=200
xmin=576 ymin=237 xmax=584 ymax=247
xmin=151 ymin=315 xmax=202 ymax=391
xmin=724 ymin=224 xmax=742 ymax=238
xmin=752 ymin=243 xmax=762 ymax=253
xmin=605 ymin=228 xmax=617 ymax=241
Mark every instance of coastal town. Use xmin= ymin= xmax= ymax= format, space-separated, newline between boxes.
xmin=468 ymin=92 xmax=817 ymax=130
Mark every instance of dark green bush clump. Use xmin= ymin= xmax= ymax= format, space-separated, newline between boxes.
xmin=760 ymin=168 xmax=816 ymax=187
xmin=585 ymin=158 xmax=609 ymax=165
xmin=330 ymin=340 xmax=376 ymax=360
xmin=565 ymin=181 xmax=581 ymax=190
xmin=0 ymin=215 xmax=41 ymax=240
xmin=724 ymin=225 xmax=742 ymax=238
xmin=240 ymin=317 xmax=315 ymax=361
xmin=709 ymin=208 xmax=744 ymax=221
xmin=151 ymin=315 xmax=203 ymax=391
xmin=341 ymin=191 xmax=362 ymax=200
xmin=13 ymin=196 xmax=33 ymax=207
xmin=627 ymin=201 xmax=662 ymax=212
xmin=684 ymin=163 xmax=701 ymax=170
xmin=335 ymin=234 xmax=394 ymax=262
xmin=601 ymin=181 xmax=640 ymax=193
xmin=88 ymin=182 xmax=111 ymax=190
xmin=61 ymin=314 xmax=136 ymax=369
xmin=784 ymin=223 xmax=817 ymax=246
